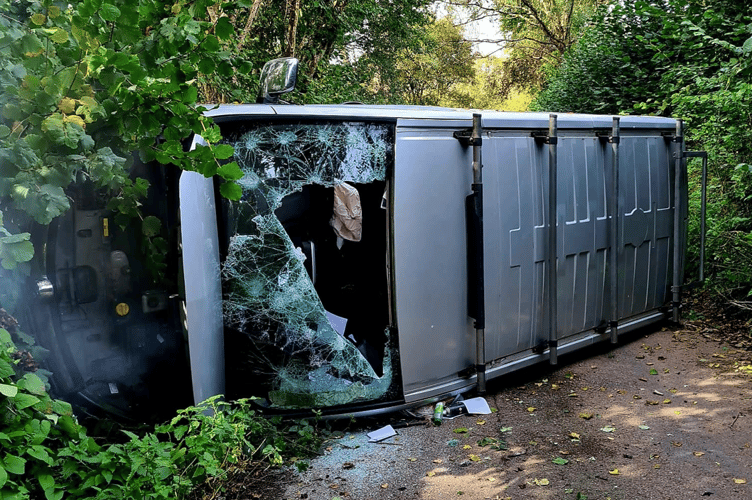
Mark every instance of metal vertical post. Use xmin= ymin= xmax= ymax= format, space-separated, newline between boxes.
xmin=672 ymin=120 xmax=684 ymax=323
xmin=609 ymin=117 xmax=620 ymax=344
xmin=471 ymin=113 xmax=486 ymax=394
xmin=547 ymin=114 xmax=558 ymax=365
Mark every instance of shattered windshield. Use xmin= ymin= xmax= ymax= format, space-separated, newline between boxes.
xmin=219 ymin=121 xmax=395 ymax=408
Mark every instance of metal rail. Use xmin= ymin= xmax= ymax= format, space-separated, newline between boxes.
xmin=609 ymin=117 xmax=620 ymax=344
xmin=547 ymin=115 xmax=559 ymax=365
xmin=672 ymin=120 xmax=684 ymax=323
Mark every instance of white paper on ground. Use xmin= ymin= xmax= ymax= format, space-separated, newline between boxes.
xmin=462 ymin=397 xmax=492 ymax=414
xmin=367 ymin=425 xmax=398 ymax=442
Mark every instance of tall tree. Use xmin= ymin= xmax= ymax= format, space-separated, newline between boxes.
xmin=200 ymin=0 xmax=434 ymax=104
xmin=388 ymin=17 xmax=476 ymax=105
xmin=442 ymin=0 xmax=602 ymax=99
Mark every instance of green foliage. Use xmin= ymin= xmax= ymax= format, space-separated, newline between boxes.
xmin=0 ymin=0 xmax=258 ymax=270
xmin=197 ymin=0 xmax=433 ymax=105
xmin=390 ymin=18 xmax=476 ymax=105
xmin=0 ymin=324 xmax=320 ymax=499
xmin=446 ymin=56 xmax=535 ymax=110
xmin=534 ymin=0 xmax=752 ymax=301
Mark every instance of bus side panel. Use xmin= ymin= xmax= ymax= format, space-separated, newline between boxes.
xmin=393 ymin=125 xmax=476 ymax=401
xmin=483 ymin=135 xmax=548 ymax=358
xmin=618 ymin=136 xmax=674 ymax=319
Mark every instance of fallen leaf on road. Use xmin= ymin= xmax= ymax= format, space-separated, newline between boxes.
xmin=638 ymin=425 xmax=650 ymax=430
xmin=342 ymin=462 xmax=354 ymax=469
xmin=433 ymin=459 xmax=443 ymax=464
xmin=527 ymin=407 xmax=536 ymax=412
xmin=426 ymin=471 xmax=436 ymax=477
xmin=463 ymin=445 xmax=471 ymax=450
xmin=600 ymin=426 xmax=616 ymax=433
xmin=476 ymin=420 xmax=486 ymax=425
xmin=381 ymin=484 xmax=388 ymax=489
xmin=663 ymin=399 xmax=672 ymax=404
xmin=468 ymin=454 xmax=481 ymax=462
xmin=552 ymin=457 xmax=569 ymax=465
xmin=649 ymin=369 xmax=658 ymax=375
xmin=454 ymin=428 xmax=469 ymax=434
xmin=693 ymin=451 xmax=705 ymax=457
xmin=672 ymin=441 xmax=682 ymax=447
xmin=579 ymin=412 xmax=594 ymax=420
xmin=408 ymin=457 xmax=417 ymax=461
xmin=646 ymin=400 xmax=659 ymax=405
xmin=569 ymin=432 xmax=580 ymax=440
xmin=609 ymin=469 xmax=620 ymax=475
xmin=551 ymin=384 xmax=559 ymax=390
xmin=734 ymin=478 xmax=747 ymax=484
xmin=534 ymin=478 xmax=550 ymax=486
xmin=500 ymin=426 xmax=512 ymax=433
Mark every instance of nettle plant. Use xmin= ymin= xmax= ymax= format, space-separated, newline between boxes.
xmin=0 ymin=0 xmax=249 ymax=269
xmin=0 ymin=324 xmax=318 ymax=499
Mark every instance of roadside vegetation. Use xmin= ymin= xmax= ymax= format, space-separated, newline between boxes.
xmin=1 ymin=0 xmax=751 ymax=498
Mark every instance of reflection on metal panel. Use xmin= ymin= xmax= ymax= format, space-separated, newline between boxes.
xmin=394 ymin=125 xmax=475 ymax=401
xmin=483 ymin=132 xmax=674 ymax=363
xmin=179 ymin=170 xmax=225 ymax=406
xmin=618 ymin=136 xmax=673 ymax=319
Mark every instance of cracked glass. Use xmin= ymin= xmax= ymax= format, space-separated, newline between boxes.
xmin=220 ymin=121 xmax=394 ymax=408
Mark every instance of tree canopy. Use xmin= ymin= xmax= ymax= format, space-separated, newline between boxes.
xmin=534 ymin=0 xmax=752 ymax=302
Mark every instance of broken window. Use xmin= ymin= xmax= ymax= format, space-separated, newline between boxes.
xmin=218 ymin=121 xmax=395 ymax=408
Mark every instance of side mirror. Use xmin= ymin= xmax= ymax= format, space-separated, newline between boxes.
xmin=257 ymin=57 xmax=298 ymax=104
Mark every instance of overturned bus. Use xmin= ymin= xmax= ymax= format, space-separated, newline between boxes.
xmin=20 ymin=59 xmax=706 ymax=419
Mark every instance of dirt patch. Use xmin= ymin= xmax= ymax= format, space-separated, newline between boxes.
xmin=272 ymin=317 xmax=752 ymax=500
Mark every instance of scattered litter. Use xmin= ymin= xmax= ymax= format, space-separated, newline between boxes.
xmin=367 ymin=425 xmax=397 ymax=443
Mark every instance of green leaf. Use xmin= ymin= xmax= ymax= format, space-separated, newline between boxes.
xmin=219 ymin=181 xmax=242 ymax=201
xmin=31 ymin=13 xmax=47 ymax=25
xmin=100 ymin=4 xmax=121 ymax=21
xmin=217 ymin=161 xmax=243 ymax=181
xmin=0 ymin=384 xmax=18 ymax=397
xmin=215 ymin=17 xmax=235 ymax=40
xmin=742 ymin=36 xmax=752 ymax=55
xmin=4 ymin=239 xmax=34 ymax=265
xmin=552 ymin=457 xmax=569 ymax=465
xmin=28 ymin=446 xmax=53 ymax=466
xmin=0 ymin=359 xmax=14 ymax=378
xmin=3 ymin=454 xmax=26 ymax=475
xmin=14 ymin=392 xmax=40 ymax=410
xmin=47 ymin=27 xmax=69 ymax=44
xmin=0 ymin=466 xmax=7 ymax=488
xmin=213 ymin=144 xmax=235 ymax=160
xmin=142 ymin=216 xmax=162 ymax=237
xmin=21 ymin=372 xmax=46 ymax=395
